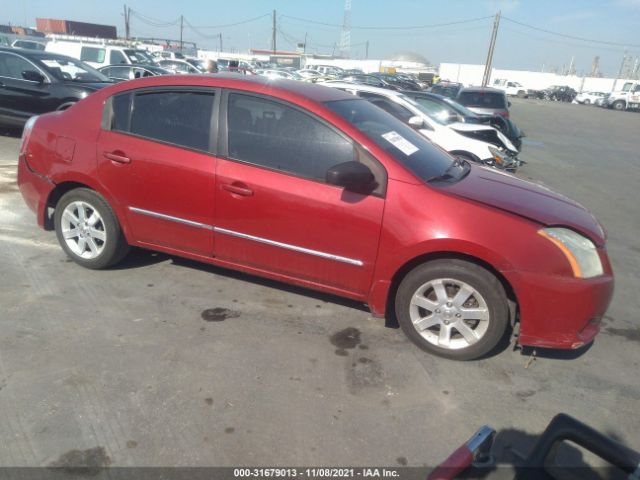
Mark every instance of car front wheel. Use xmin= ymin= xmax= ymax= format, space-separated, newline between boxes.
xmin=54 ymin=188 xmax=129 ymax=269
xmin=395 ymin=259 xmax=510 ymax=360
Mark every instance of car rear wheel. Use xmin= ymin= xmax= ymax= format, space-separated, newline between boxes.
xmin=395 ymin=259 xmax=509 ymax=360
xmin=584 ymin=99 xmax=591 ymax=105
xmin=54 ymin=188 xmax=129 ymax=269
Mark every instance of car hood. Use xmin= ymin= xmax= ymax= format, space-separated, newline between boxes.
xmin=448 ymin=122 xmax=518 ymax=153
xmin=440 ymin=165 xmax=606 ymax=245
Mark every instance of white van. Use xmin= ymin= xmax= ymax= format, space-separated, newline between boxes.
xmin=45 ymin=37 xmax=156 ymax=69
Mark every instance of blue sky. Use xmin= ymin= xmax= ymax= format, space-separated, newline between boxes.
xmin=4 ymin=0 xmax=640 ymax=76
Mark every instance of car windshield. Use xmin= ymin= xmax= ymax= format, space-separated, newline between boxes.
xmin=404 ymin=94 xmax=464 ymax=124
xmin=185 ymin=59 xmax=205 ymax=71
xmin=39 ymin=55 xmax=110 ymax=82
xmin=124 ymin=50 xmax=154 ymax=65
xmin=457 ymin=91 xmax=507 ymax=108
xmin=325 ymin=98 xmax=458 ymax=182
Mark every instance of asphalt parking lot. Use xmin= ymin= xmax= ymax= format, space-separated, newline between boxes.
xmin=0 ymin=99 xmax=639 ymax=469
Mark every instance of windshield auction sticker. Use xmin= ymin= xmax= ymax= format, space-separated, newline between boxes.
xmin=381 ymin=131 xmax=419 ymax=156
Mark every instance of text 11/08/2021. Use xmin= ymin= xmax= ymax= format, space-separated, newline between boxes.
xmin=233 ymin=468 xmax=402 ymax=478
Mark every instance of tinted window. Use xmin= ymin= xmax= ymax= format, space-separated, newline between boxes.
xmin=0 ymin=53 xmax=38 ymax=80
xmin=127 ymin=91 xmax=215 ymax=151
xmin=325 ymin=99 xmax=454 ymax=182
xmin=227 ymin=93 xmax=354 ymax=181
xmin=457 ymin=91 xmax=507 ymax=109
xmin=80 ymin=46 xmax=106 ymax=64
xmin=110 ymin=93 xmax=132 ymax=131
xmin=109 ymin=50 xmax=127 ymax=64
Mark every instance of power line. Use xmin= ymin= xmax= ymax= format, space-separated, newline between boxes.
xmin=183 ymin=17 xmax=221 ymax=39
xmin=188 ymin=13 xmax=271 ymax=29
xmin=501 ymin=25 xmax=633 ymax=54
xmin=130 ymin=9 xmax=181 ymax=27
xmin=502 ymin=16 xmax=640 ymax=48
xmin=280 ymin=14 xmax=493 ymax=31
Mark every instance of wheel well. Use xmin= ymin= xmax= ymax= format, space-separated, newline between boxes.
xmin=385 ymin=251 xmax=518 ymax=325
xmin=43 ymin=181 xmax=91 ymax=230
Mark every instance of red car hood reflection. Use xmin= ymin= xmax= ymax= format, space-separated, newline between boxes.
xmin=440 ymin=166 xmax=606 ymax=246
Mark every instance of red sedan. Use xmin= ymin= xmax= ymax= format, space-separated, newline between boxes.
xmin=17 ymin=74 xmax=614 ymax=360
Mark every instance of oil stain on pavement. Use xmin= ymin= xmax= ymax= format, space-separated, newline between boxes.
xmin=201 ymin=308 xmax=241 ymax=322
xmin=48 ymin=446 xmax=111 ymax=475
xmin=329 ymin=327 xmax=361 ymax=356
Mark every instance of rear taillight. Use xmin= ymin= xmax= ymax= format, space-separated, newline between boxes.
xmin=498 ymin=111 xmax=510 ymax=118
xmin=20 ymin=115 xmax=39 ymax=155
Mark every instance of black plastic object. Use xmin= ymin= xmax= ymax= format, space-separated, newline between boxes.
xmin=517 ymin=413 xmax=640 ymax=479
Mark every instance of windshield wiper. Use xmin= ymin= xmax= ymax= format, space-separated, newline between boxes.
xmin=427 ymin=157 xmax=470 ymax=182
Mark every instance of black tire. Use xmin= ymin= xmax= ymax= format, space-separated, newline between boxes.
xmin=517 ymin=90 xmax=526 ymax=98
xmin=395 ymin=259 xmax=509 ymax=360
xmin=584 ymin=99 xmax=591 ymax=105
xmin=54 ymin=188 xmax=129 ymax=269
xmin=613 ymin=101 xmax=626 ymax=111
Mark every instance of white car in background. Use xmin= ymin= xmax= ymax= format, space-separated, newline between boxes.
xmin=575 ymin=91 xmax=607 ymax=105
xmin=492 ymin=78 xmax=528 ymax=97
xmin=256 ymin=69 xmax=302 ymax=80
xmin=322 ymin=82 xmax=521 ymax=170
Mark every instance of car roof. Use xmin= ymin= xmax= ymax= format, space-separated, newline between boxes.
xmin=0 ymin=46 xmax=75 ymax=62
xmin=99 ymin=73 xmax=356 ymax=103
xmin=320 ymin=81 xmax=403 ymax=97
xmin=100 ymin=63 xmax=165 ymax=69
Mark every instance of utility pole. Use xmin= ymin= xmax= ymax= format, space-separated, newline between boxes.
xmin=303 ymin=32 xmax=307 ymax=54
xmin=179 ymin=15 xmax=184 ymax=52
xmin=272 ymin=10 xmax=277 ymax=55
xmin=613 ymin=50 xmax=628 ymax=91
xmin=365 ymin=40 xmax=369 ymax=60
xmin=123 ymin=4 xmax=130 ymax=40
xmin=219 ymin=33 xmax=223 ymax=53
xmin=481 ymin=11 xmax=501 ymax=87
xmin=568 ymin=55 xmax=575 ymax=76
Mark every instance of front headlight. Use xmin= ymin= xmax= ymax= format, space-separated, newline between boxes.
xmin=488 ymin=145 xmax=506 ymax=165
xmin=538 ymin=227 xmax=603 ymax=278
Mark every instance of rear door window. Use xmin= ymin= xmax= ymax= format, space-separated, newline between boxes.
xmin=80 ymin=46 xmax=106 ymax=64
xmin=107 ymin=90 xmax=216 ymax=152
xmin=130 ymin=91 xmax=215 ymax=151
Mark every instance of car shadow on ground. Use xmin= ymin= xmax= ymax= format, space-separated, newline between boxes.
xmin=517 ymin=341 xmax=594 ymax=361
xmin=169 ymin=254 xmax=371 ymax=314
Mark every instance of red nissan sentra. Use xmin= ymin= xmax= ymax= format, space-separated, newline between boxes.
xmin=17 ymin=74 xmax=614 ymax=360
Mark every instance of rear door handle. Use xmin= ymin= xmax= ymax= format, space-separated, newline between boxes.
xmin=222 ymin=183 xmax=253 ymax=197
xmin=103 ymin=151 xmax=131 ymax=164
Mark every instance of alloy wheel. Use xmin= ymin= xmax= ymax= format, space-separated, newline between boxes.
xmin=60 ymin=201 xmax=107 ymax=259
xmin=409 ymin=278 xmax=490 ymax=350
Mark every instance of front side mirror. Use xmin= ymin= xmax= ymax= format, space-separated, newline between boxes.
xmin=22 ymin=70 xmax=46 ymax=83
xmin=508 ymin=101 xmax=512 ymax=107
xmin=326 ymin=161 xmax=375 ymax=193
xmin=408 ymin=115 xmax=425 ymax=128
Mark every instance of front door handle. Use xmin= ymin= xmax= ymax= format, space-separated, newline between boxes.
xmin=222 ymin=182 xmax=253 ymax=197
xmin=103 ymin=150 xmax=131 ymax=164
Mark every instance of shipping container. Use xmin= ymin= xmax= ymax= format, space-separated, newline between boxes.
xmin=36 ymin=18 xmax=117 ymax=39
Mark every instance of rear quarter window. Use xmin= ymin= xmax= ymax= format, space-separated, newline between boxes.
xmin=457 ymin=91 xmax=507 ymax=109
